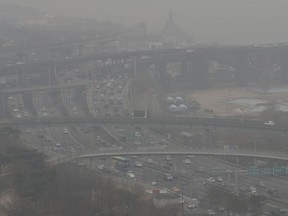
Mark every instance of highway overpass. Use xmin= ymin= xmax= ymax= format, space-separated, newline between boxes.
xmin=47 ymin=147 xmax=288 ymax=165
xmin=4 ymin=116 xmax=287 ymax=131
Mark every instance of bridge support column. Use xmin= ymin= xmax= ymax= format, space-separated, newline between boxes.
xmin=89 ymin=157 xmax=93 ymax=171
xmin=155 ymin=61 xmax=172 ymax=90
xmin=156 ymin=61 xmax=167 ymax=80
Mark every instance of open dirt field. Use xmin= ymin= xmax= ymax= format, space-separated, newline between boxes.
xmin=188 ymin=86 xmax=288 ymax=116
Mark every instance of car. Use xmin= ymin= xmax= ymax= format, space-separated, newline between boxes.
xmin=134 ymin=161 xmax=143 ymax=168
xmin=216 ymin=177 xmax=223 ymax=182
xmin=164 ymin=173 xmax=173 ymax=181
xmin=166 ymin=156 xmax=172 ymax=161
xmin=16 ymin=113 xmax=22 ymax=118
xmin=206 ymin=177 xmax=216 ymax=183
xmin=186 ymin=155 xmax=196 ymax=158
xmin=191 ymin=198 xmax=199 ymax=205
xmin=55 ymin=143 xmax=62 ymax=148
xmin=151 ymin=181 xmax=158 ymax=186
xmin=187 ymin=203 xmax=197 ymax=209
xmin=264 ymin=120 xmax=275 ymax=125
xmin=63 ymin=128 xmax=69 ymax=133
xmin=207 ymin=210 xmax=216 ymax=215
xmin=279 ymin=208 xmax=288 ymax=213
xmin=183 ymin=159 xmax=191 ymax=164
xmin=171 ymin=186 xmax=180 ymax=192
xmin=134 ymin=131 xmax=141 ymax=137
xmin=126 ymin=172 xmax=135 ymax=178
xmin=98 ymin=165 xmax=104 ymax=170
xmin=256 ymin=181 xmax=266 ymax=188
xmin=249 ymin=186 xmax=258 ymax=196
xmin=147 ymin=158 xmax=153 ymax=164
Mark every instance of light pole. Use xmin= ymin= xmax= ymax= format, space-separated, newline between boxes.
xmin=15 ymin=69 xmax=19 ymax=89
xmin=189 ymin=171 xmax=193 ymax=198
xmin=181 ymin=184 xmax=184 ymax=216
xmin=47 ymin=66 xmax=51 ymax=87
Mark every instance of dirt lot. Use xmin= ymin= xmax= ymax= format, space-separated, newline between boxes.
xmin=188 ymin=86 xmax=288 ymax=116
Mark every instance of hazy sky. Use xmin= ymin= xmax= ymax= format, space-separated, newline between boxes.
xmin=6 ymin=0 xmax=288 ymax=44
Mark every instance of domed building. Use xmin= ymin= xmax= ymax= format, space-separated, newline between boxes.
xmin=160 ymin=11 xmax=193 ymax=48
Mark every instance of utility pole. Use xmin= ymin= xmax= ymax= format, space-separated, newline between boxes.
xmin=190 ymin=172 xmax=193 ymax=198
xmin=15 ymin=69 xmax=19 ymax=90
xmin=181 ymin=184 xmax=184 ymax=216
xmin=48 ymin=66 xmax=51 ymax=87
xmin=235 ymin=157 xmax=239 ymax=191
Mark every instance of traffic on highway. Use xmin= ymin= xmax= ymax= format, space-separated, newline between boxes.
xmin=1 ymin=37 xmax=288 ymax=216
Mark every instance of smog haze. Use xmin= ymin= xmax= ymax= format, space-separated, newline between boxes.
xmin=6 ymin=0 xmax=288 ymax=44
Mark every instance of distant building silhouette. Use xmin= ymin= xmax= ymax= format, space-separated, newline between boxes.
xmin=160 ymin=11 xmax=193 ymax=48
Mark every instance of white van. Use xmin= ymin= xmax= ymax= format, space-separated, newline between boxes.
xmin=127 ymin=172 xmax=135 ymax=178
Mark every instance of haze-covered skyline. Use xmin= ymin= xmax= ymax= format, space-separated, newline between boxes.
xmin=5 ymin=0 xmax=288 ymax=44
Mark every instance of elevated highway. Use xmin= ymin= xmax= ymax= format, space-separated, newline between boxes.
xmin=2 ymin=43 xmax=288 ymax=86
xmin=1 ymin=82 xmax=89 ymax=94
xmin=2 ymin=116 xmax=288 ymax=131
xmin=47 ymin=146 xmax=288 ymax=165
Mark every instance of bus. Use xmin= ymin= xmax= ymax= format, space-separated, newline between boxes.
xmin=112 ymin=156 xmax=130 ymax=171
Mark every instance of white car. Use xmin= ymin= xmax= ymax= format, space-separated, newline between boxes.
xmin=197 ymin=167 xmax=205 ymax=173
xmin=187 ymin=203 xmax=196 ymax=209
xmin=206 ymin=177 xmax=216 ymax=183
xmin=256 ymin=181 xmax=266 ymax=188
xmin=183 ymin=159 xmax=191 ymax=164
xmin=151 ymin=181 xmax=158 ymax=186
xmin=126 ymin=172 xmax=135 ymax=178
xmin=216 ymin=176 xmax=223 ymax=182
xmin=191 ymin=198 xmax=199 ymax=205
xmin=134 ymin=131 xmax=141 ymax=137
xmin=98 ymin=165 xmax=104 ymax=170
xmin=264 ymin=120 xmax=275 ymax=125
xmin=166 ymin=156 xmax=172 ymax=161
xmin=134 ymin=161 xmax=143 ymax=168
xmin=207 ymin=210 xmax=216 ymax=215
xmin=187 ymin=155 xmax=196 ymax=158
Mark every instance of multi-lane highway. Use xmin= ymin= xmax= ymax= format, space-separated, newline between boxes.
xmin=3 ymin=48 xmax=288 ymax=215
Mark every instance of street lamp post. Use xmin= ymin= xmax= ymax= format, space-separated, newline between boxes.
xmin=15 ymin=69 xmax=19 ymax=89
xmin=181 ymin=184 xmax=184 ymax=216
